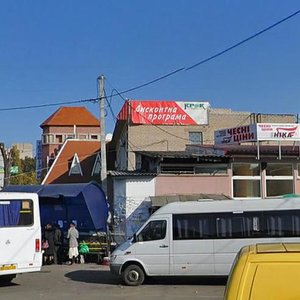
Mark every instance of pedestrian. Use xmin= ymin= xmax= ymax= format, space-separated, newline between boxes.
xmin=67 ymin=222 xmax=79 ymax=265
xmin=44 ymin=223 xmax=55 ymax=264
xmin=53 ymin=223 xmax=63 ymax=264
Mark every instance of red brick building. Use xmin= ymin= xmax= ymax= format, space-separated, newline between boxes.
xmin=40 ymin=106 xmax=100 ymax=178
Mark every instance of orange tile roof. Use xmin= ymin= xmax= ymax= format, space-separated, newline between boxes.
xmin=42 ymin=140 xmax=101 ymax=184
xmin=40 ymin=106 xmax=100 ymax=127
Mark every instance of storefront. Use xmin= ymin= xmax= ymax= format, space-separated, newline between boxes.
xmin=215 ymin=123 xmax=300 ymax=198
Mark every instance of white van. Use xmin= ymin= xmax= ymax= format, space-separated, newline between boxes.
xmin=110 ymin=197 xmax=300 ymax=285
xmin=0 ymin=193 xmax=42 ymax=283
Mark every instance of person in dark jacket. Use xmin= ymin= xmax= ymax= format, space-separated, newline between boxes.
xmin=44 ymin=223 xmax=55 ymax=264
xmin=53 ymin=224 xmax=63 ymax=264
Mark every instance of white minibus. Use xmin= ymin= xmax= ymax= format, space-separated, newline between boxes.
xmin=0 ymin=193 xmax=42 ymax=283
xmin=110 ymin=197 xmax=300 ymax=285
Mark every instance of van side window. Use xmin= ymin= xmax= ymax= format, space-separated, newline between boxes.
xmin=263 ymin=211 xmax=300 ymax=237
xmin=173 ymin=214 xmax=214 ymax=240
xmin=137 ymin=220 xmax=167 ymax=242
xmin=173 ymin=210 xmax=300 ymax=240
xmin=215 ymin=212 xmax=263 ymax=238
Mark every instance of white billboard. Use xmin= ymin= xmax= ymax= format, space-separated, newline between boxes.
xmin=214 ymin=124 xmax=257 ymax=145
xmin=256 ymin=123 xmax=300 ymax=141
xmin=215 ymin=123 xmax=300 ymax=145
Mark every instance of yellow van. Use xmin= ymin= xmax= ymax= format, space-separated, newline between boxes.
xmin=224 ymin=243 xmax=300 ymax=300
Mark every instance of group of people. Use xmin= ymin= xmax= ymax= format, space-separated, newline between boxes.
xmin=42 ymin=222 xmax=79 ymax=265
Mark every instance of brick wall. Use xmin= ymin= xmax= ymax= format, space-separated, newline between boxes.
xmin=122 ymin=109 xmax=296 ymax=170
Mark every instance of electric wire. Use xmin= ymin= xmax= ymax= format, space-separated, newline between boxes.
xmin=0 ymin=98 xmax=99 ymax=112
xmin=106 ymin=79 xmax=255 ymax=145
xmin=186 ymin=8 xmax=300 ymax=70
xmin=0 ymin=9 xmax=299 ymax=112
xmin=105 ymin=80 xmax=191 ymax=143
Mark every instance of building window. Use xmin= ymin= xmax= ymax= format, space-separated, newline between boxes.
xmin=91 ymin=153 xmax=101 ymax=176
xmin=90 ymin=134 xmax=99 ymax=140
xmin=79 ymin=134 xmax=87 ymax=140
xmin=42 ymin=134 xmax=47 ymax=144
xmin=189 ymin=132 xmax=203 ymax=145
xmin=42 ymin=134 xmax=54 ymax=144
xmin=232 ymin=163 xmax=261 ymax=198
xmin=55 ymin=135 xmax=63 ymax=144
xmin=265 ymin=163 xmax=293 ymax=197
xmin=66 ymin=134 xmax=75 ymax=140
xmin=68 ymin=153 xmax=83 ymax=176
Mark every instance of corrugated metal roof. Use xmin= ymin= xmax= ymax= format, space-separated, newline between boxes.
xmin=218 ymin=145 xmax=300 ymax=156
xmin=135 ymin=150 xmax=226 ymax=159
xmin=150 ymin=193 xmax=231 ymax=207
xmin=108 ymin=170 xmax=157 ymax=177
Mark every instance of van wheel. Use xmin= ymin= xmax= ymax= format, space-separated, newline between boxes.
xmin=0 ymin=275 xmax=15 ymax=284
xmin=122 ymin=265 xmax=145 ymax=286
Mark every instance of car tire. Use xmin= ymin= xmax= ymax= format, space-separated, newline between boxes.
xmin=122 ymin=264 xmax=145 ymax=286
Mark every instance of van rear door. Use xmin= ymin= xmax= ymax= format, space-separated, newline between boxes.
xmin=0 ymin=195 xmax=41 ymax=274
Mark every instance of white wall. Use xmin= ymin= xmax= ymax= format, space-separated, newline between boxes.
xmin=113 ymin=177 xmax=155 ymax=242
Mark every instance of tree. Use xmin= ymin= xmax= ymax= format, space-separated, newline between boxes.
xmin=9 ymin=145 xmax=38 ymax=185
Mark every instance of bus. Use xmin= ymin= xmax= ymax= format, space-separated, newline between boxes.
xmin=0 ymin=193 xmax=42 ymax=283
xmin=110 ymin=197 xmax=300 ymax=285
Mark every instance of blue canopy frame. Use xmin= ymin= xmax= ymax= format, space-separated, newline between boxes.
xmin=3 ymin=182 xmax=109 ymax=232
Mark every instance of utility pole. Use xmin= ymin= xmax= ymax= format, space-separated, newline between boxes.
xmin=98 ymin=74 xmax=107 ymax=196
xmin=98 ymin=74 xmax=111 ymax=259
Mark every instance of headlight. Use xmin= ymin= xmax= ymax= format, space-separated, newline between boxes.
xmin=110 ymin=255 xmax=117 ymax=262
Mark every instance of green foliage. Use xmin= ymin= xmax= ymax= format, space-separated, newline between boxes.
xmin=9 ymin=145 xmax=38 ymax=185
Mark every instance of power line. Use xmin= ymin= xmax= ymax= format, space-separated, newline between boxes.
xmin=1 ymin=9 xmax=299 ymax=113
xmin=118 ymin=67 xmax=185 ymax=94
xmin=186 ymin=9 xmax=300 ymax=70
xmin=0 ymin=98 xmax=99 ymax=112
xmin=106 ymin=80 xmax=191 ymax=141
xmin=106 ymin=80 xmax=255 ymax=145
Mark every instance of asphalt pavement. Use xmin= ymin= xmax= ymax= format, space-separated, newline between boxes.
xmin=0 ymin=263 xmax=226 ymax=300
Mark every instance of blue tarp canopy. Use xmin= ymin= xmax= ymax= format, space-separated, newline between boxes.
xmin=3 ymin=182 xmax=108 ymax=232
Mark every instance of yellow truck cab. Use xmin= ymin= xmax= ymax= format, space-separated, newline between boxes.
xmin=224 ymin=243 xmax=300 ymax=300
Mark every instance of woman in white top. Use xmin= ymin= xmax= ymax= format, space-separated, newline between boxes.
xmin=67 ymin=222 xmax=79 ymax=264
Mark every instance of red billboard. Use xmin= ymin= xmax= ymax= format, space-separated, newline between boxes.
xmin=118 ymin=100 xmax=210 ymax=125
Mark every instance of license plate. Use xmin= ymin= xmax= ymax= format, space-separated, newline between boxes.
xmin=0 ymin=264 xmax=16 ymax=271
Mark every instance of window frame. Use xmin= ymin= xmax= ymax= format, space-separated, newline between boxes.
xmin=136 ymin=220 xmax=167 ymax=242
xmin=265 ymin=163 xmax=293 ymax=197
xmin=232 ymin=163 xmax=261 ymax=198
xmin=188 ymin=131 xmax=203 ymax=145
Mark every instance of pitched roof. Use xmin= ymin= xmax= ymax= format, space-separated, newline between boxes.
xmin=40 ymin=106 xmax=100 ymax=127
xmin=42 ymin=140 xmax=101 ymax=184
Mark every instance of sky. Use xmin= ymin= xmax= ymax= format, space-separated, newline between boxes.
xmin=1 ymin=0 xmax=300 ymax=155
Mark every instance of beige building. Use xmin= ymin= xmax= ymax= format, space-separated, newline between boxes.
xmin=12 ymin=143 xmax=33 ymax=159
xmin=108 ymin=100 xmax=299 ymax=238
xmin=110 ymin=100 xmax=296 ymax=171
